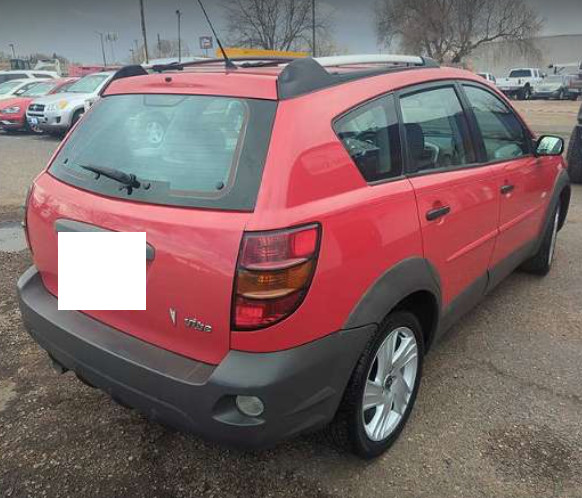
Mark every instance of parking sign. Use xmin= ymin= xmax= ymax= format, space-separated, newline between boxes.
xmin=199 ymin=36 xmax=213 ymax=50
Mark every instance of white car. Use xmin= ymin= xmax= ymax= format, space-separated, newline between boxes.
xmin=496 ymin=68 xmax=544 ymax=100
xmin=0 ymin=79 xmax=47 ymax=102
xmin=26 ymin=72 xmax=114 ymax=134
xmin=0 ymin=70 xmax=58 ymax=85
xmin=477 ymin=72 xmax=496 ymax=85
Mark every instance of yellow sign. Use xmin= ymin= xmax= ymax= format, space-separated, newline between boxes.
xmin=217 ymin=47 xmax=309 ymax=58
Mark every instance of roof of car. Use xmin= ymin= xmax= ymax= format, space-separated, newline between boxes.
xmin=103 ymin=56 xmax=485 ymax=101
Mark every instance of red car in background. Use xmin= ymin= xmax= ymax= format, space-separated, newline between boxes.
xmin=0 ymin=77 xmax=78 ymax=132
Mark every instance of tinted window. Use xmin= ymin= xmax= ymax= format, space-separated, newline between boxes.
xmin=400 ymin=86 xmax=474 ymax=173
xmin=33 ymin=73 xmax=53 ymax=78
xmin=0 ymin=74 xmax=26 ymax=85
xmin=509 ymin=70 xmax=532 ymax=78
xmin=50 ymin=94 xmax=277 ymax=210
xmin=334 ymin=95 xmax=402 ymax=182
xmin=463 ymin=85 xmax=530 ymax=161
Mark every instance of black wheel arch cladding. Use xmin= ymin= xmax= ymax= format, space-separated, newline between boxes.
xmin=343 ymin=257 xmax=441 ymax=349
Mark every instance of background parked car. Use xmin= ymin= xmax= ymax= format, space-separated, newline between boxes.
xmin=497 ymin=68 xmax=544 ymax=100
xmin=0 ymin=77 xmax=79 ymax=133
xmin=477 ymin=72 xmax=496 ymax=85
xmin=532 ymin=74 xmax=580 ymax=100
xmin=0 ymin=70 xmax=58 ymax=85
xmin=26 ymin=72 xmax=113 ymax=135
xmin=0 ymin=79 xmax=50 ymax=102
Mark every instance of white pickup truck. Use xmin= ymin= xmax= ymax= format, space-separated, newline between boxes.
xmin=497 ymin=68 xmax=544 ymax=100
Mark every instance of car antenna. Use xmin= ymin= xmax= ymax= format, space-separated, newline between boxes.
xmin=195 ymin=0 xmax=237 ymax=70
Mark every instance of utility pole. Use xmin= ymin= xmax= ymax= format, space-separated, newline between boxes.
xmin=311 ymin=0 xmax=316 ymax=57
xmin=157 ymin=33 xmax=162 ymax=57
xmin=176 ymin=10 xmax=182 ymax=62
xmin=96 ymin=32 xmax=107 ymax=67
xmin=139 ymin=0 xmax=149 ymax=63
xmin=9 ymin=43 xmax=16 ymax=58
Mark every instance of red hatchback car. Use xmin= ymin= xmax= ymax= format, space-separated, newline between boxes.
xmin=0 ymin=77 xmax=78 ymax=132
xmin=18 ymin=55 xmax=570 ymax=458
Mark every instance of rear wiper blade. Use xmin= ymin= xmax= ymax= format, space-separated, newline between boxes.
xmin=80 ymin=164 xmax=150 ymax=195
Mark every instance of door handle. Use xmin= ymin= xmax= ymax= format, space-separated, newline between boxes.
xmin=500 ymin=184 xmax=515 ymax=194
xmin=426 ymin=205 xmax=451 ymax=221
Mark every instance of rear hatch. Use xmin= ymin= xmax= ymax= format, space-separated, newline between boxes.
xmin=27 ymin=92 xmax=277 ymax=365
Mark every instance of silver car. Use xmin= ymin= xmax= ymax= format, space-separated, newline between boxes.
xmin=26 ymin=72 xmax=113 ymax=134
xmin=532 ymin=75 xmax=580 ymax=101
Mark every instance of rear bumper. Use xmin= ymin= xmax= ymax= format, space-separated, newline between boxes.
xmin=17 ymin=266 xmax=374 ymax=449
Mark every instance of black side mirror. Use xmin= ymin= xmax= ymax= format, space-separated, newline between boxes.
xmin=535 ymin=135 xmax=564 ymax=156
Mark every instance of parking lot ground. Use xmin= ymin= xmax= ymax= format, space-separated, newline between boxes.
xmin=1 ymin=101 xmax=582 ymax=497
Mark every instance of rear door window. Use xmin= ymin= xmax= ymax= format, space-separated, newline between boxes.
xmin=333 ymin=94 xmax=402 ymax=182
xmin=399 ymin=86 xmax=475 ymax=173
xmin=462 ymin=85 xmax=531 ymax=162
xmin=49 ymin=94 xmax=277 ymax=210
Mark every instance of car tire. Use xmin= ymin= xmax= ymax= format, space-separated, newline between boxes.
xmin=521 ymin=203 xmax=561 ymax=276
xmin=518 ymin=86 xmax=531 ymax=100
xmin=566 ymin=126 xmax=582 ymax=183
xmin=570 ymin=93 xmax=579 ymax=101
xmin=328 ymin=311 xmax=424 ymax=459
xmin=70 ymin=109 xmax=84 ymax=129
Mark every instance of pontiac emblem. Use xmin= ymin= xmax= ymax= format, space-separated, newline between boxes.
xmin=169 ymin=308 xmax=177 ymax=326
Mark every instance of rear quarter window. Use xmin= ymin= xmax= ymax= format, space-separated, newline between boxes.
xmin=49 ymin=94 xmax=277 ymax=210
xmin=333 ymin=94 xmax=402 ymax=182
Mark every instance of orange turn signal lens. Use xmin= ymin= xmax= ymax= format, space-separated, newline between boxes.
xmin=237 ymin=260 xmax=314 ymax=299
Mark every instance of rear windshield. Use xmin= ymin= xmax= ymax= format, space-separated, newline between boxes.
xmin=49 ymin=94 xmax=277 ymax=210
xmin=509 ymin=70 xmax=532 ymax=78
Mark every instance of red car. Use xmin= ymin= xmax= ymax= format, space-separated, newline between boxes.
xmin=18 ymin=55 xmax=570 ymax=458
xmin=0 ymin=77 xmax=78 ymax=132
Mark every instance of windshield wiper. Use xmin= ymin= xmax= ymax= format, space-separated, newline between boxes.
xmin=80 ymin=164 xmax=151 ymax=195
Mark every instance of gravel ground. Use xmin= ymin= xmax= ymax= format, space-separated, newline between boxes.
xmin=1 ymin=101 xmax=581 ymax=497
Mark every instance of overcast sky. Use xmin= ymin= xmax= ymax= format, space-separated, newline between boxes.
xmin=0 ymin=0 xmax=581 ymax=64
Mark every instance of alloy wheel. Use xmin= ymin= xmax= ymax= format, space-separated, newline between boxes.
xmin=362 ymin=326 xmax=419 ymax=442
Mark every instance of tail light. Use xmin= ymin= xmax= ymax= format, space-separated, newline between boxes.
xmin=233 ymin=224 xmax=321 ymax=330
xmin=22 ymin=185 xmax=34 ymax=255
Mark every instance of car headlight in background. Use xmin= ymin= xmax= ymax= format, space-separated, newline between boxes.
xmin=1 ymin=106 xmax=21 ymax=114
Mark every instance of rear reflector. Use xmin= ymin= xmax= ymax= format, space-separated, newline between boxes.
xmin=233 ymin=224 xmax=320 ymax=330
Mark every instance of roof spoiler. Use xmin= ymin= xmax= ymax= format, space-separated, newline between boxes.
xmin=98 ymin=65 xmax=148 ymax=96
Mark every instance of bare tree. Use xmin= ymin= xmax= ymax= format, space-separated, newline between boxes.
xmin=376 ymin=0 xmax=543 ymax=63
xmin=152 ymin=39 xmax=191 ymax=59
xmin=223 ymin=0 xmax=331 ymax=53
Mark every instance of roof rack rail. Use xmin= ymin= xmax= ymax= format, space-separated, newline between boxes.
xmin=278 ymin=54 xmax=439 ymax=99
xmin=314 ymin=54 xmax=438 ymax=68
xmin=150 ymin=56 xmax=297 ymax=73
